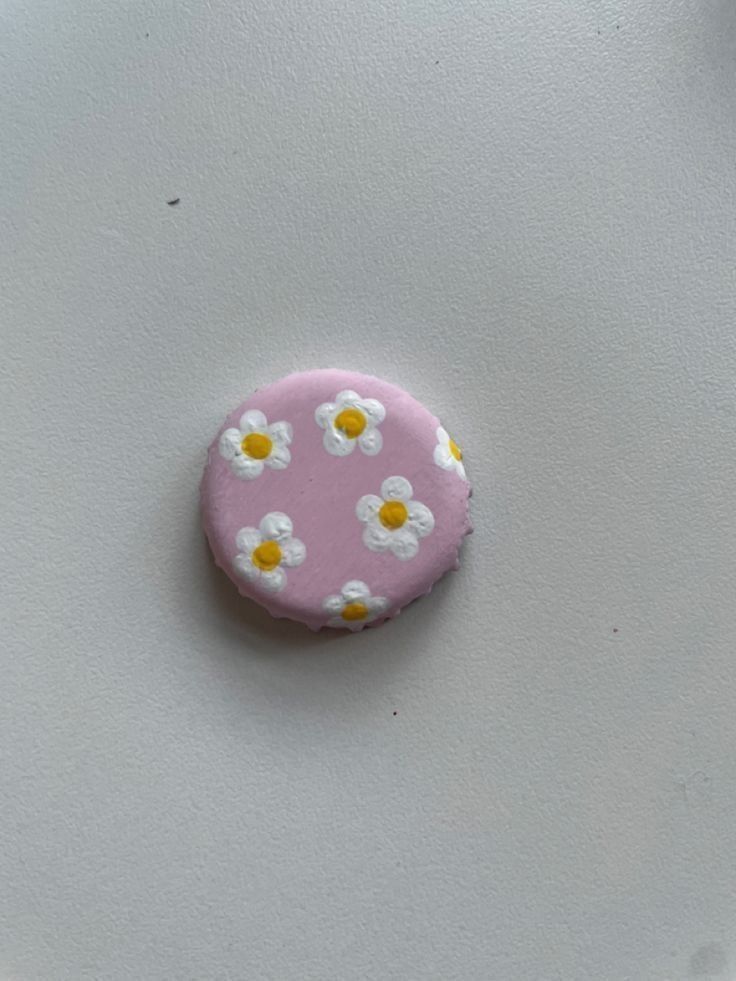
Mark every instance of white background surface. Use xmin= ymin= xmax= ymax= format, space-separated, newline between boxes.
xmin=2 ymin=1 xmax=736 ymax=978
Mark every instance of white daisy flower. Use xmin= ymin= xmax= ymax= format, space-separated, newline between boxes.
xmin=323 ymin=580 xmax=389 ymax=631
xmin=219 ymin=409 xmax=293 ymax=480
xmin=433 ymin=426 xmax=466 ymax=480
xmin=232 ymin=512 xmax=306 ymax=592
xmin=315 ymin=389 xmax=386 ymax=457
xmin=356 ymin=476 xmax=435 ymax=560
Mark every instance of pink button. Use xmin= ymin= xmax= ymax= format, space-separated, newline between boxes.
xmin=201 ymin=369 xmax=471 ymax=631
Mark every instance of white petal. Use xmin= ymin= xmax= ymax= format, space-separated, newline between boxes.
xmin=231 ymin=455 xmax=264 ymax=479
xmin=326 ymin=615 xmax=365 ymax=631
xmin=235 ymin=527 xmax=261 ymax=553
xmin=434 ymin=443 xmax=455 ymax=470
xmin=265 ymin=444 xmax=291 ymax=469
xmin=381 ymin=475 xmax=412 ymax=501
xmin=355 ymin=494 xmax=383 ymax=523
xmin=259 ymin=511 xmax=293 ymax=542
xmin=335 ymin=389 xmax=360 ymax=406
xmin=388 ymin=528 xmax=419 ymax=560
xmin=363 ymin=521 xmax=391 ymax=552
xmin=340 ymin=580 xmax=371 ymax=602
xmin=315 ymin=402 xmax=335 ymax=429
xmin=233 ymin=553 xmax=260 ymax=581
xmin=344 ymin=619 xmax=367 ymax=632
xmin=268 ymin=420 xmax=293 ymax=446
xmin=356 ymin=398 xmax=386 ymax=425
xmin=280 ymin=537 xmax=306 ymax=567
xmin=239 ymin=409 xmax=268 ymax=433
xmin=366 ymin=595 xmax=389 ymax=617
xmin=406 ymin=501 xmax=435 ymax=538
xmin=455 ymin=459 xmax=467 ymax=480
xmin=436 ymin=426 xmax=450 ymax=447
xmin=323 ymin=428 xmax=354 ymax=457
xmin=219 ymin=428 xmax=243 ymax=460
xmin=358 ymin=428 xmax=383 ymax=456
xmin=323 ymin=595 xmax=344 ymax=615
xmin=259 ymin=567 xmax=286 ymax=592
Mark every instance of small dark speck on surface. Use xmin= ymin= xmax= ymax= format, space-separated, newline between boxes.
xmin=167 ymin=198 xmax=180 ymax=206
xmin=613 ymin=627 xmax=619 ymax=633
xmin=435 ymin=60 xmax=439 ymax=64
xmin=145 ymin=32 xmax=149 ymax=37
xmin=690 ymin=943 xmax=728 ymax=976
xmin=616 ymin=23 xmax=620 ymax=29
xmin=393 ymin=711 xmax=398 ymax=716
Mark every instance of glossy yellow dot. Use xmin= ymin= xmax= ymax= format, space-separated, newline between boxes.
xmin=341 ymin=602 xmax=369 ymax=622
xmin=379 ymin=500 xmax=408 ymax=530
xmin=334 ymin=408 xmax=367 ymax=439
xmin=241 ymin=432 xmax=273 ymax=459
xmin=449 ymin=438 xmax=462 ymax=461
xmin=251 ymin=540 xmax=282 ymax=571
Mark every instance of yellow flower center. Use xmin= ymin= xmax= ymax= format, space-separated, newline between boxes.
xmin=251 ymin=540 xmax=282 ymax=571
xmin=334 ymin=407 xmax=367 ymax=439
xmin=379 ymin=500 xmax=408 ymax=530
xmin=449 ymin=438 xmax=463 ymax=461
xmin=241 ymin=432 xmax=273 ymax=459
xmin=341 ymin=602 xmax=369 ymax=622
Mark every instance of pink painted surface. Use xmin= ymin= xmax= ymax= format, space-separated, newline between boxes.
xmin=201 ymin=369 xmax=471 ymax=630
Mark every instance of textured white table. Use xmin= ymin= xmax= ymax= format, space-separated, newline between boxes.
xmin=2 ymin=1 xmax=736 ymax=978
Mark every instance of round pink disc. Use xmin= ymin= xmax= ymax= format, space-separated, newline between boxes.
xmin=201 ymin=369 xmax=471 ymax=631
